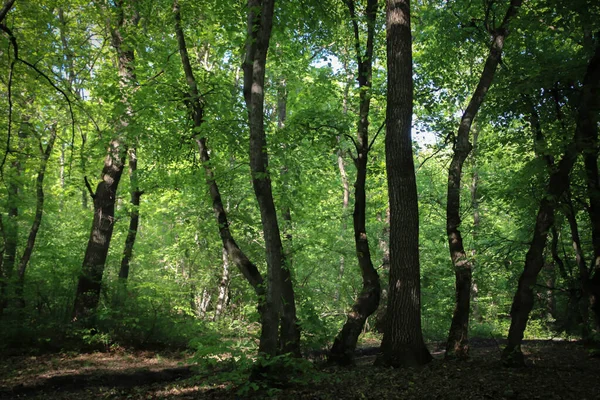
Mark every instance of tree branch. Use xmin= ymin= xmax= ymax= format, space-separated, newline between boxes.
xmin=84 ymin=176 xmax=96 ymax=199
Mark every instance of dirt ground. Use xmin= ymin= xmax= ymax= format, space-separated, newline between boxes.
xmin=1 ymin=339 xmax=599 ymax=399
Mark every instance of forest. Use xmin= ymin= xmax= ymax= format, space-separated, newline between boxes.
xmin=1 ymin=0 xmax=600 ymax=398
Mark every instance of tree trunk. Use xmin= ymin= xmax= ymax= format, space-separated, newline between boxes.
xmin=276 ymin=79 xmax=301 ymax=357
xmin=119 ymin=146 xmax=142 ymax=280
xmin=576 ymin=60 xmax=600 ymax=330
xmin=470 ymin=129 xmax=482 ymax=322
xmin=214 ymin=247 xmax=230 ymax=320
xmin=503 ymin=41 xmax=600 ymax=366
xmin=172 ymin=0 xmax=265 ymax=304
xmin=15 ymin=125 xmax=57 ymax=307
xmin=376 ymin=0 xmax=431 ymax=368
xmin=73 ymin=1 xmax=139 ymax=320
xmin=0 ymin=118 xmax=26 ymax=315
xmin=445 ymin=0 xmax=521 ymax=360
xmin=243 ymin=0 xmax=286 ymax=359
xmin=329 ymin=0 xmax=380 ymax=366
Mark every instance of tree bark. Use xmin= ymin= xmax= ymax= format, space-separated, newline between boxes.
xmin=15 ymin=125 xmax=57 ymax=306
xmin=73 ymin=0 xmax=139 ymax=320
xmin=243 ymin=0 xmax=287 ymax=359
xmin=503 ymin=40 xmax=600 ymax=366
xmin=329 ymin=0 xmax=380 ymax=366
xmin=445 ymin=0 xmax=522 ymax=360
xmin=376 ymin=0 xmax=431 ymax=368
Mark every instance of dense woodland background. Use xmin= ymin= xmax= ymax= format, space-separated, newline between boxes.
xmin=1 ymin=0 xmax=600 ymax=391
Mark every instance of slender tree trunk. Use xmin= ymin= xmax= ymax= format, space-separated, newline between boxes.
xmin=0 ymin=118 xmax=26 ymax=315
xmin=15 ymin=125 xmax=57 ymax=307
xmin=470 ymin=129 xmax=482 ymax=322
xmin=335 ymin=67 xmax=352 ymax=303
xmin=329 ymin=0 xmax=380 ymax=366
xmin=503 ymin=41 xmax=600 ymax=366
xmin=119 ymin=146 xmax=142 ymax=280
xmin=445 ymin=0 xmax=522 ymax=360
xmin=376 ymin=0 xmax=431 ymax=368
xmin=243 ymin=0 xmax=287 ymax=359
xmin=276 ymin=79 xmax=301 ymax=356
xmin=73 ymin=1 xmax=139 ymax=320
xmin=172 ymin=0 xmax=265 ymax=305
xmin=214 ymin=247 xmax=230 ymax=320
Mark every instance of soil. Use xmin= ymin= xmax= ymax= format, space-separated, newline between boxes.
xmin=1 ymin=339 xmax=599 ymax=399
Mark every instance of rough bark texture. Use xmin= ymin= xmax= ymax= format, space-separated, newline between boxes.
xmin=503 ymin=40 xmax=600 ymax=366
xmin=243 ymin=0 xmax=287 ymax=359
xmin=446 ymin=0 xmax=521 ymax=360
xmin=73 ymin=0 xmax=138 ymax=320
xmin=329 ymin=0 xmax=380 ymax=366
xmin=15 ymin=126 xmax=57 ymax=306
xmin=376 ymin=0 xmax=431 ymax=368
xmin=119 ymin=147 xmax=141 ymax=280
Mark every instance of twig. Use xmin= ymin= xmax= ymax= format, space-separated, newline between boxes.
xmin=367 ymin=120 xmax=385 ymax=151
xmin=84 ymin=176 xmax=96 ymax=199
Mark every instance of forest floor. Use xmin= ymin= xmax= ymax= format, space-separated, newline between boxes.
xmin=1 ymin=338 xmax=599 ymax=399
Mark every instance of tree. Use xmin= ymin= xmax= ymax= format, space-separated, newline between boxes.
xmin=242 ymin=0 xmax=300 ymax=359
xmin=502 ymin=39 xmax=600 ymax=366
xmin=329 ymin=0 xmax=381 ymax=366
xmin=376 ymin=0 xmax=431 ymax=368
xmin=73 ymin=0 xmax=140 ymax=320
xmin=445 ymin=0 xmax=522 ymax=360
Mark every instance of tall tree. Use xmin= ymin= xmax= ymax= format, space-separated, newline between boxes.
xmin=242 ymin=0 xmax=298 ymax=359
xmin=73 ymin=0 xmax=139 ymax=320
xmin=376 ymin=0 xmax=431 ymax=367
xmin=502 ymin=40 xmax=600 ymax=366
xmin=172 ymin=0 xmax=265 ymax=313
xmin=15 ymin=124 xmax=57 ymax=306
xmin=329 ymin=0 xmax=381 ymax=366
xmin=445 ymin=0 xmax=522 ymax=360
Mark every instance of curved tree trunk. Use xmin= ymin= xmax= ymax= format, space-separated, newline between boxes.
xmin=503 ymin=40 xmax=600 ymax=366
xmin=73 ymin=1 xmax=139 ymax=320
xmin=329 ymin=0 xmax=380 ymax=366
xmin=15 ymin=125 xmax=57 ymax=307
xmin=173 ymin=0 xmax=265 ymax=302
xmin=376 ymin=0 xmax=431 ymax=368
xmin=243 ymin=0 xmax=291 ymax=360
xmin=445 ymin=0 xmax=522 ymax=360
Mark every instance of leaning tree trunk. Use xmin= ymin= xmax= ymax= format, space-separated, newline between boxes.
xmin=376 ymin=0 xmax=431 ymax=368
xmin=503 ymin=40 xmax=600 ymax=366
xmin=15 ymin=125 xmax=57 ymax=307
xmin=445 ymin=0 xmax=522 ymax=360
xmin=172 ymin=1 xmax=266 ymax=308
xmin=329 ymin=0 xmax=380 ymax=366
xmin=73 ymin=1 xmax=139 ymax=320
